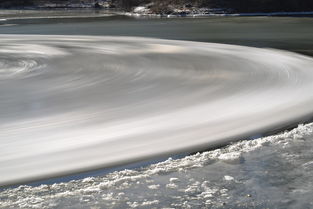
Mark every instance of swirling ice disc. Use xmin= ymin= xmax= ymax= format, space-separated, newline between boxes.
xmin=1 ymin=35 xmax=313 ymax=186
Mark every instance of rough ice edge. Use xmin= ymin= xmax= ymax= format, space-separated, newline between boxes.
xmin=1 ymin=122 xmax=313 ymax=208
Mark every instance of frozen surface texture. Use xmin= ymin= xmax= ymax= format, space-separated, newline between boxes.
xmin=1 ymin=123 xmax=313 ymax=208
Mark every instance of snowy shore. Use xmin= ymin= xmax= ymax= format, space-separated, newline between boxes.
xmin=1 ymin=3 xmax=313 ymax=19
xmin=126 ymin=9 xmax=313 ymax=18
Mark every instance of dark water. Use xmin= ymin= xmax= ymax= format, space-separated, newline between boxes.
xmin=1 ymin=11 xmax=313 ymax=56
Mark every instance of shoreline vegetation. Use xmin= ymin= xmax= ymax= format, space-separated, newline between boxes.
xmin=0 ymin=0 xmax=313 ymax=17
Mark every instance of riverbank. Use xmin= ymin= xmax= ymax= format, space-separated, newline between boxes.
xmin=126 ymin=10 xmax=313 ymax=18
xmin=126 ymin=5 xmax=313 ymax=18
xmin=1 ymin=8 xmax=313 ymax=21
xmin=2 ymin=1 xmax=313 ymax=18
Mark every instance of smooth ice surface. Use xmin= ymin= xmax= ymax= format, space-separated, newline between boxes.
xmin=1 ymin=35 xmax=313 ymax=185
xmin=1 ymin=123 xmax=313 ymax=208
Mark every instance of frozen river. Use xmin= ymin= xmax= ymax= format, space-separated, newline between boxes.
xmin=0 ymin=11 xmax=313 ymax=208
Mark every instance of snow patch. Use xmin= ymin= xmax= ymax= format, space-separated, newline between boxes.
xmin=224 ymin=175 xmax=234 ymax=181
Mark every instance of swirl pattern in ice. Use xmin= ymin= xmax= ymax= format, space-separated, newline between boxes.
xmin=1 ymin=35 xmax=313 ymax=186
